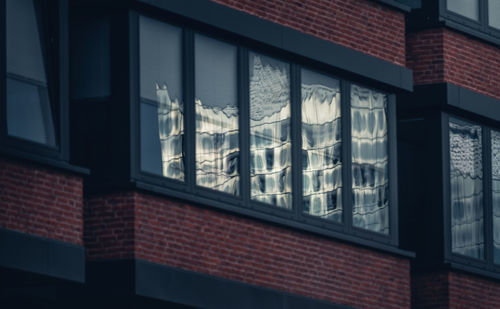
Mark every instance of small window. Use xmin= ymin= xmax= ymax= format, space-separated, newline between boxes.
xmin=449 ymin=118 xmax=484 ymax=259
xmin=6 ymin=0 xmax=55 ymax=146
xmin=447 ymin=0 xmax=480 ymax=21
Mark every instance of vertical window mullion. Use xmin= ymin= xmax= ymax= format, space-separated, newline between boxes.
xmin=184 ymin=29 xmax=195 ymax=191
xmin=341 ymin=80 xmax=352 ymax=233
xmin=0 ymin=0 xmax=6 ymax=140
xmin=239 ymin=47 xmax=250 ymax=204
xmin=291 ymin=63 xmax=301 ymax=220
xmin=484 ymin=127 xmax=493 ymax=265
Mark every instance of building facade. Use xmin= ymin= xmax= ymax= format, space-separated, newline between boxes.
xmin=0 ymin=0 xmax=499 ymax=308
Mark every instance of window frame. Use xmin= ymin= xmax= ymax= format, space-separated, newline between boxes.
xmin=439 ymin=0 xmax=500 ymax=44
xmin=442 ymin=112 xmax=500 ymax=275
xmin=0 ymin=0 xmax=70 ymax=163
xmin=130 ymin=10 xmax=402 ymax=249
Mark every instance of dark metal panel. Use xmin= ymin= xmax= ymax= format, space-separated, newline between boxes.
xmin=129 ymin=10 xmax=140 ymax=180
xmin=442 ymin=112 xmax=452 ymax=263
xmin=58 ymin=0 xmax=69 ymax=162
xmin=135 ymin=0 xmax=413 ymax=92
xmin=0 ymin=228 xmax=84 ymax=283
xmin=184 ymin=29 xmax=195 ymax=191
xmin=291 ymin=64 xmax=301 ymax=219
xmin=483 ymin=128 xmax=494 ymax=265
xmin=450 ymin=84 xmax=500 ymax=122
xmin=0 ymin=0 xmax=7 ymax=141
xmin=388 ymin=94 xmax=399 ymax=245
xmin=239 ymin=48 xmax=250 ymax=204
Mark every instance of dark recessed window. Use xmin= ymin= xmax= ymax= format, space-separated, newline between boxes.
xmin=449 ymin=118 xmax=484 ymax=259
xmin=195 ymin=34 xmax=239 ymax=195
xmin=301 ymin=68 xmax=342 ymax=222
xmin=446 ymin=0 xmax=480 ymax=20
xmin=489 ymin=0 xmax=500 ymax=29
xmin=6 ymin=0 xmax=55 ymax=146
xmin=139 ymin=16 xmax=184 ymax=179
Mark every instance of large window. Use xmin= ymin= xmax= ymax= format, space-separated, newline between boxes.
xmin=137 ymin=15 xmax=398 ymax=243
xmin=443 ymin=0 xmax=500 ymax=37
xmin=447 ymin=116 xmax=500 ymax=270
xmin=3 ymin=0 xmax=57 ymax=147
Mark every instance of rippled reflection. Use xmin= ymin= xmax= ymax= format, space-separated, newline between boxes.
xmin=351 ymin=85 xmax=389 ymax=234
xmin=492 ymin=130 xmax=500 ymax=263
xmin=302 ymin=69 xmax=342 ymax=221
xmin=249 ymin=53 xmax=292 ymax=209
xmin=195 ymin=33 xmax=239 ymax=194
xmin=139 ymin=17 xmax=184 ymax=180
xmin=450 ymin=119 xmax=484 ymax=259
xmin=156 ymin=85 xmax=184 ymax=179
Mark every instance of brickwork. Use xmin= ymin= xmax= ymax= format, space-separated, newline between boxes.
xmin=211 ymin=0 xmax=406 ymax=66
xmin=411 ymin=271 xmax=449 ymax=309
xmin=407 ymin=28 xmax=500 ymax=101
xmin=85 ymin=191 xmax=411 ymax=309
xmin=0 ymin=157 xmax=83 ymax=245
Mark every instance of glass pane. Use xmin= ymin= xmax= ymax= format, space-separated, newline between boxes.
xmin=489 ymin=0 xmax=500 ymax=29
xmin=492 ymin=130 xmax=500 ymax=264
xmin=6 ymin=0 xmax=55 ymax=145
xmin=249 ymin=52 xmax=292 ymax=209
xmin=139 ymin=16 xmax=184 ymax=180
xmin=447 ymin=0 xmax=479 ymax=21
xmin=351 ymin=85 xmax=389 ymax=234
xmin=195 ymin=34 xmax=239 ymax=195
xmin=301 ymin=69 xmax=342 ymax=221
xmin=449 ymin=119 xmax=484 ymax=259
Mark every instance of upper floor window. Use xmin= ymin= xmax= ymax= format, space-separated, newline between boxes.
xmin=136 ymin=15 xmax=398 ymax=243
xmin=446 ymin=0 xmax=480 ymax=21
xmin=5 ymin=0 xmax=55 ymax=146
xmin=488 ymin=0 xmax=500 ymax=29
xmin=443 ymin=0 xmax=500 ymax=38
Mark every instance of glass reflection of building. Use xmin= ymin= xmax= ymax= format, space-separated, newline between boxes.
xmin=351 ymin=85 xmax=389 ymax=234
xmin=249 ymin=53 xmax=292 ymax=209
xmin=301 ymin=70 xmax=342 ymax=222
xmin=449 ymin=120 xmax=484 ymax=259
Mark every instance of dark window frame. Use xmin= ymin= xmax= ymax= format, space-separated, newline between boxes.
xmin=0 ymin=0 xmax=70 ymax=164
xmin=439 ymin=0 xmax=500 ymax=44
xmin=442 ymin=112 xmax=500 ymax=274
xmin=130 ymin=9 xmax=402 ymax=249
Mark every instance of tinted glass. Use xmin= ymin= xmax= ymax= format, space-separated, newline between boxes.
xmin=195 ymin=34 xmax=239 ymax=195
xmin=301 ymin=69 xmax=342 ymax=221
xmin=351 ymin=85 xmax=389 ymax=234
xmin=449 ymin=119 xmax=484 ymax=259
xmin=249 ymin=52 xmax=292 ymax=209
xmin=139 ymin=16 xmax=184 ymax=180
xmin=6 ymin=0 xmax=55 ymax=145
xmin=489 ymin=0 xmax=500 ymax=29
xmin=447 ymin=0 xmax=479 ymax=20
xmin=492 ymin=130 xmax=500 ymax=264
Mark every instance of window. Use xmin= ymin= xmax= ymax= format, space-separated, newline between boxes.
xmin=442 ymin=0 xmax=500 ymax=41
xmin=136 ymin=15 xmax=398 ymax=245
xmin=1 ymin=0 xmax=66 ymax=160
xmin=446 ymin=115 xmax=500 ymax=271
xmin=446 ymin=0 xmax=480 ymax=21
xmin=5 ymin=0 xmax=55 ymax=146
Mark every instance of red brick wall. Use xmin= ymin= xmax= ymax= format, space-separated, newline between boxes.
xmin=86 ymin=191 xmax=411 ymax=309
xmin=412 ymin=270 xmax=500 ymax=309
xmin=407 ymin=28 xmax=500 ymax=100
xmin=211 ymin=0 xmax=406 ymax=66
xmin=0 ymin=157 xmax=83 ymax=245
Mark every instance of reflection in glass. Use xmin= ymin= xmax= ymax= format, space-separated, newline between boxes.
xmin=301 ymin=69 xmax=342 ymax=221
xmin=492 ymin=130 xmax=500 ymax=263
xmin=489 ymin=0 xmax=500 ymax=29
xmin=249 ymin=53 xmax=292 ymax=209
xmin=6 ymin=0 xmax=55 ymax=145
xmin=447 ymin=0 xmax=479 ymax=20
xmin=351 ymin=85 xmax=389 ymax=234
xmin=195 ymin=35 xmax=239 ymax=195
xmin=139 ymin=16 xmax=184 ymax=180
xmin=450 ymin=119 xmax=484 ymax=259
